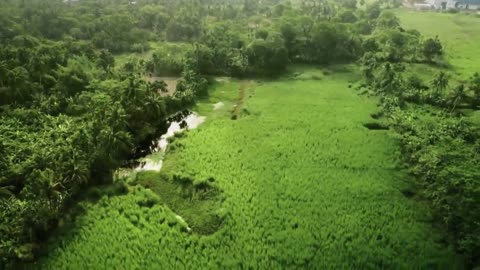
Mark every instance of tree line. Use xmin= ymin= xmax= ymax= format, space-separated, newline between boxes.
xmin=360 ymin=32 xmax=480 ymax=267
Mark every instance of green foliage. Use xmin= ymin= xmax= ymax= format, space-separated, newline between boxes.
xmin=366 ymin=2 xmax=382 ymax=20
xmin=362 ymin=29 xmax=480 ymax=266
xmin=357 ymin=11 xmax=447 ymax=65
xmin=166 ymin=7 xmax=202 ymax=42
xmin=37 ymin=187 xmax=200 ymax=269
xmin=0 ymin=110 xmax=94 ymax=265
xmin=376 ymin=11 xmax=401 ymax=29
xmin=0 ymin=23 xmax=176 ymax=266
xmin=176 ymin=61 xmax=209 ymax=98
xmin=194 ymin=22 xmax=245 ymax=75
xmin=372 ymin=28 xmax=422 ymax=62
xmin=430 ymin=71 xmax=449 ymax=101
xmin=36 ymin=72 xmax=459 ymax=269
xmin=132 ymin=171 xmax=224 ymax=235
xmin=245 ymin=34 xmax=289 ymax=76
xmin=469 ymin=72 xmax=480 ymax=108
xmin=422 ymin=36 xmax=443 ymax=62
xmin=337 ymin=10 xmax=358 ymax=23
xmin=1 ymin=0 xmax=478 ymax=268
xmin=137 ymin=5 xmax=169 ymax=33
xmin=390 ymin=108 xmax=480 ymax=265
xmin=146 ymin=43 xmax=190 ymax=76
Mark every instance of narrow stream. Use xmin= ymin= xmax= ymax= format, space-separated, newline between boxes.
xmin=134 ymin=111 xmax=206 ymax=172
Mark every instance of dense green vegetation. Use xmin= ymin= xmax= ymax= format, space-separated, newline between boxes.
xmin=0 ymin=0 xmax=478 ymax=268
xmin=358 ymin=9 xmax=480 ymax=265
xmin=36 ymin=71 xmax=460 ymax=268
xmin=0 ymin=1 xmax=207 ymax=266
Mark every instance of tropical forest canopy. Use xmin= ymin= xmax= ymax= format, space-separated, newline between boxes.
xmin=0 ymin=0 xmax=479 ymax=269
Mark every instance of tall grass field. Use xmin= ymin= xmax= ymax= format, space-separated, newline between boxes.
xmin=36 ymin=66 xmax=461 ymax=269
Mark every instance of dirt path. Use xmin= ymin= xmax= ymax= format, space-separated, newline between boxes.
xmin=231 ymin=80 xmax=252 ymax=119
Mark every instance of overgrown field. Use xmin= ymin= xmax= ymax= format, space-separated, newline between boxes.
xmin=36 ymin=67 xmax=460 ymax=269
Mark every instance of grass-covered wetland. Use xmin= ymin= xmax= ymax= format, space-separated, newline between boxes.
xmin=1 ymin=0 xmax=479 ymax=269
xmin=36 ymin=70 xmax=460 ymax=268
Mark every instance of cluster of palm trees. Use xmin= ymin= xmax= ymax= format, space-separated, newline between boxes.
xmin=430 ymin=71 xmax=480 ymax=110
xmin=366 ymin=59 xmax=480 ymax=111
xmin=0 ymin=34 xmax=178 ymax=266
xmin=362 ymin=56 xmax=480 ymax=267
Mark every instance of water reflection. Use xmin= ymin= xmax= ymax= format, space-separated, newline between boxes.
xmin=134 ymin=111 xmax=206 ymax=172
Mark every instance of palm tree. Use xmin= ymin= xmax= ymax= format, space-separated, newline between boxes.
xmin=62 ymin=150 xmax=89 ymax=187
xmin=7 ymin=67 xmax=30 ymax=103
xmin=430 ymin=71 xmax=449 ymax=102
xmin=0 ymin=186 xmax=13 ymax=198
xmin=7 ymin=67 xmax=28 ymax=88
xmin=0 ymin=61 xmax=8 ymax=87
xmin=30 ymin=169 xmax=64 ymax=212
xmin=448 ymin=84 xmax=468 ymax=112
xmin=28 ymin=55 xmax=49 ymax=85
xmin=99 ymin=127 xmax=132 ymax=168
xmin=469 ymin=72 xmax=480 ymax=108
xmin=376 ymin=63 xmax=399 ymax=95
xmin=126 ymin=75 xmax=140 ymax=100
xmin=431 ymin=72 xmax=449 ymax=93
xmin=361 ymin=53 xmax=378 ymax=84
xmin=145 ymin=91 xmax=166 ymax=120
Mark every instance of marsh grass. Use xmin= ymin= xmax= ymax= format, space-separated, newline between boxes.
xmin=132 ymin=171 xmax=224 ymax=235
xmin=38 ymin=66 xmax=460 ymax=269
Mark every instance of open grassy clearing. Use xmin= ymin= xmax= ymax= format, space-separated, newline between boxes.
xmin=395 ymin=9 xmax=480 ymax=79
xmin=36 ymin=66 xmax=460 ymax=269
xmin=394 ymin=9 xmax=480 ymax=127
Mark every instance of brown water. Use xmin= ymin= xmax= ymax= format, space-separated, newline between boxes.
xmin=145 ymin=76 xmax=178 ymax=96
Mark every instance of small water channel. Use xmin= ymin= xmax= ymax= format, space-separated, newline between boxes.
xmin=116 ymin=110 xmax=224 ymax=235
xmin=119 ymin=110 xmax=205 ymax=175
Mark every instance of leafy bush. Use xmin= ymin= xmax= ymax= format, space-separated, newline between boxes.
xmin=391 ymin=110 xmax=480 ymax=265
xmin=145 ymin=43 xmax=190 ymax=76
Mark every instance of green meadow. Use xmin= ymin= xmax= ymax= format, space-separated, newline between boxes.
xmin=394 ymin=9 xmax=480 ymax=124
xmin=395 ymin=9 xmax=480 ymax=78
xmin=36 ymin=67 xmax=460 ymax=269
